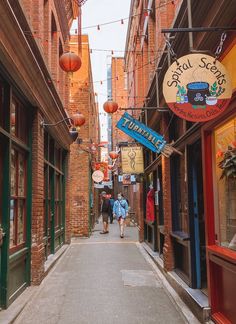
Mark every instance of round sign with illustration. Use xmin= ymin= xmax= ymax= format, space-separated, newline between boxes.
xmin=163 ymin=54 xmax=232 ymax=122
xmin=92 ymin=170 xmax=104 ymax=183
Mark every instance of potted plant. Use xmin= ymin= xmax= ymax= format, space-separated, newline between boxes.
xmin=206 ymin=82 xmax=225 ymax=106
xmin=218 ymin=145 xmax=236 ymax=179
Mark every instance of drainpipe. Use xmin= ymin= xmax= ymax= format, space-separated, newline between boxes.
xmin=187 ymin=0 xmax=194 ymax=51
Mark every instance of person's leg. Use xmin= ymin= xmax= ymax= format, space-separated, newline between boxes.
xmin=110 ymin=212 xmax=113 ymax=224
xmin=104 ymin=213 xmax=109 ymax=233
xmin=120 ymin=218 xmax=125 ymax=237
xmin=100 ymin=213 xmax=109 ymax=233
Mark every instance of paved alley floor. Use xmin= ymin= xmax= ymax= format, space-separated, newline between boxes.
xmin=14 ymin=222 xmax=186 ymax=324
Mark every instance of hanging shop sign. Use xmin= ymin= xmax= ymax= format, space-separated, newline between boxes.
xmin=92 ymin=170 xmax=104 ymax=183
xmin=94 ymin=183 xmax=105 ymax=189
xmin=116 ymin=112 xmax=178 ymax=157
xmin=163 ymin=54 xmax=232 ymax=122
xmin=118 ymin=175 xmax=136 ymax=183
xmin=123 ymin=174 xmax=131 ymax=185
xmin=94 ymin=162 xmax=108 ymax=180
xmin=121 ymin=146 xmax=144 ymax=174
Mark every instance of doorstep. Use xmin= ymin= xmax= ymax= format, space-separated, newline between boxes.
xmin=142 ymin=242 xmax=211 ymax=324
xmin=0 ymin=244 xmax=69 ymax=324
xmin=44 ymin=244 xmax=69 ymax=274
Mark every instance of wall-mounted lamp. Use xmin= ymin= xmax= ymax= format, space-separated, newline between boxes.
xmin=40 ymin=113 xmax=85 ymax=142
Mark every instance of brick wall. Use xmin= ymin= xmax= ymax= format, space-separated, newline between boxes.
xmin=124 ymin=0 xmax=182 ymax=267
xmin=17 ymin=0 xmax=75 ymax=283
xmin=31 ymin=111 xmax=45 ymax=284
xmin=20 ymin=0 xmax=70 ymax=107
xmin=69 ymin=35 xmax=98 ymax=237
xmin=111 ymin=57 xmax=129 ymax=149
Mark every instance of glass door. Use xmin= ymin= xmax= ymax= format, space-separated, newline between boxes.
xmin=188 ymin=140 xmax=207 ymax=290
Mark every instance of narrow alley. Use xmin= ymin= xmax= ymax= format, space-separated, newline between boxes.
xmin=11 ymin=223 xmax=195 ymax=324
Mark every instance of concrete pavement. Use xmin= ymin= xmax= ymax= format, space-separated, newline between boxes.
xmin=13 ymin=221 xmax=197 ymax=324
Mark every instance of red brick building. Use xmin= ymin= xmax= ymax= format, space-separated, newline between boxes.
xmin=0 ymin=0 xmax=79 ymax=308
xmin=125 ymin=0 xmax=236 ymax=323
xmin=110 ymin=57 xmax=128 ymax=149
xmin=69 ymin=35 xmax=99 ymax=237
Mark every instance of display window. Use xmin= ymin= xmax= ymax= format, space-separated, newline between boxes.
xmin=214 ymin=117 xmax=236 ymax=251
xmin=44 ymin=133 xmax=65 ymax=258
xmin=10 ymin=148 xmax=26 ymax=249
xmin=171 ymin=152 xmax=189 ymax=234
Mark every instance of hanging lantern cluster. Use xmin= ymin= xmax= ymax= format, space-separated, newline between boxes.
xmin=59 ymin=52 xmax=82 ymax=74
xmin=103 ymin=100 xmax=118 ymax=114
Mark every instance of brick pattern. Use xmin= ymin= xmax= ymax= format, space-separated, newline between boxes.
xmin=31 ymin=111 xmax=45 ymax=285
xmin=69 ymin=35 xmax=98 ymax=237
xmin=17 ymin=0 xmax=74 ymax=284
xmin=111 ymin=57 xmax=129 ymax=149
xmin=125 ymin=0 xmax=182 ymax=268
xmin=20 ymin=0 xmax=69 ymax=104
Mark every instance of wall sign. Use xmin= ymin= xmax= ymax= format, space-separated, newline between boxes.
xmin=92 ymin=170 xmax=104 ymax=183
xmin=163 ymin=54 xmax=232 ymax=122
xmin=121 ymin=146 xmax=144 ymax=174
xmin=116 ymin=112 xmax=179 ymax=157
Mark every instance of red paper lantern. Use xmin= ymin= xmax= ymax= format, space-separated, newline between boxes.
xmin=103 ymin=101 xmax=118 ymax=114
xmin=109 ymin=151 xmax=119 ymax=159
xmin=59 ymin=52 xmax=82 ymax=73
xmin=71 ymin=113 xmax=85 ymax=127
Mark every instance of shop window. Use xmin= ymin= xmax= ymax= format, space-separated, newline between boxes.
xmin=169 ymin=116 xmax=183 ymax=142
xmin=171 ymin=152 xmax=189 ymax=233
xmin=214 ymin=118 xmax=236 ymax=251
xmin=44 ymin=132 xmax=65 ymax=257
xmin=55 ymin=173 xmax=63 ymax=228
xmin=11 ymin=97 xmax=29 ymax=144
xmin=10 ymin=148 xmax=26 ymax=250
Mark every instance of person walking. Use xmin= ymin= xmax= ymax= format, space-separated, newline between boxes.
xmin=100 ymin=191 xmax=110 ymax=234
xmin=109 ymin=195 xmax=115 ymax=224
xmin=113 ymin=193 xmax=129 ymax=238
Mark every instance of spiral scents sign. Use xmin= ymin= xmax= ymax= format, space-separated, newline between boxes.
xmin=163 ymin=54 xmax=232 ymax=122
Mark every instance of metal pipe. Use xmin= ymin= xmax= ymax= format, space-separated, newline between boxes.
xmin=187 ymin=0 xmax=193 ymax=51
xmin=155 ymin=71 xmax=160 ymax=108
xmin=161 ymin=27 xmax=236 ymax=33
xmin=119 ymin=107 xmax=169 ymax=111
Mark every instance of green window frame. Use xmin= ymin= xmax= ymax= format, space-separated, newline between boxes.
xmin=43 ymin=132 xmax=66 ymax=258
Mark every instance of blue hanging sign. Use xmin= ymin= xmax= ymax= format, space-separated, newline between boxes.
xmin=116 ymin=112 xmax=166 ymax=153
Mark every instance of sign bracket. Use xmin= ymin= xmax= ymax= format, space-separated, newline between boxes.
xmin=161 ymin=27 xmax=236 ymax=33
xmin=120 ymin=107 xmax=169 ymax=112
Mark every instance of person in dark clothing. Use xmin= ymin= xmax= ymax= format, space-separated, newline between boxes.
xmin=109 ymin=196 xmax=115 ymax=224
xmin=100 ymin=191 xmax=110 ymax=234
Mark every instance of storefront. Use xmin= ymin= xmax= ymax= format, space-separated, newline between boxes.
xmin=203 ymin=102 xmax=236 ymax=323
xmin=0 ymin=74 xmax=33 ymax=307
xmin=0 ymin=65 xmax=71 ymax=309
xmin=143 ymin=157 xmax=164 ymax=255
xmin=170 ymin=119 xmax=207 ymax=290
xmin=44 ymin=132 xmax=66 ymax=259
xmin=202 ymin=44 xmax=236 ymax=324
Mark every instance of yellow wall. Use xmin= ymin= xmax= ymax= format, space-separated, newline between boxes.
xmin=222 ymin=44 xmax=236 ymax=91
